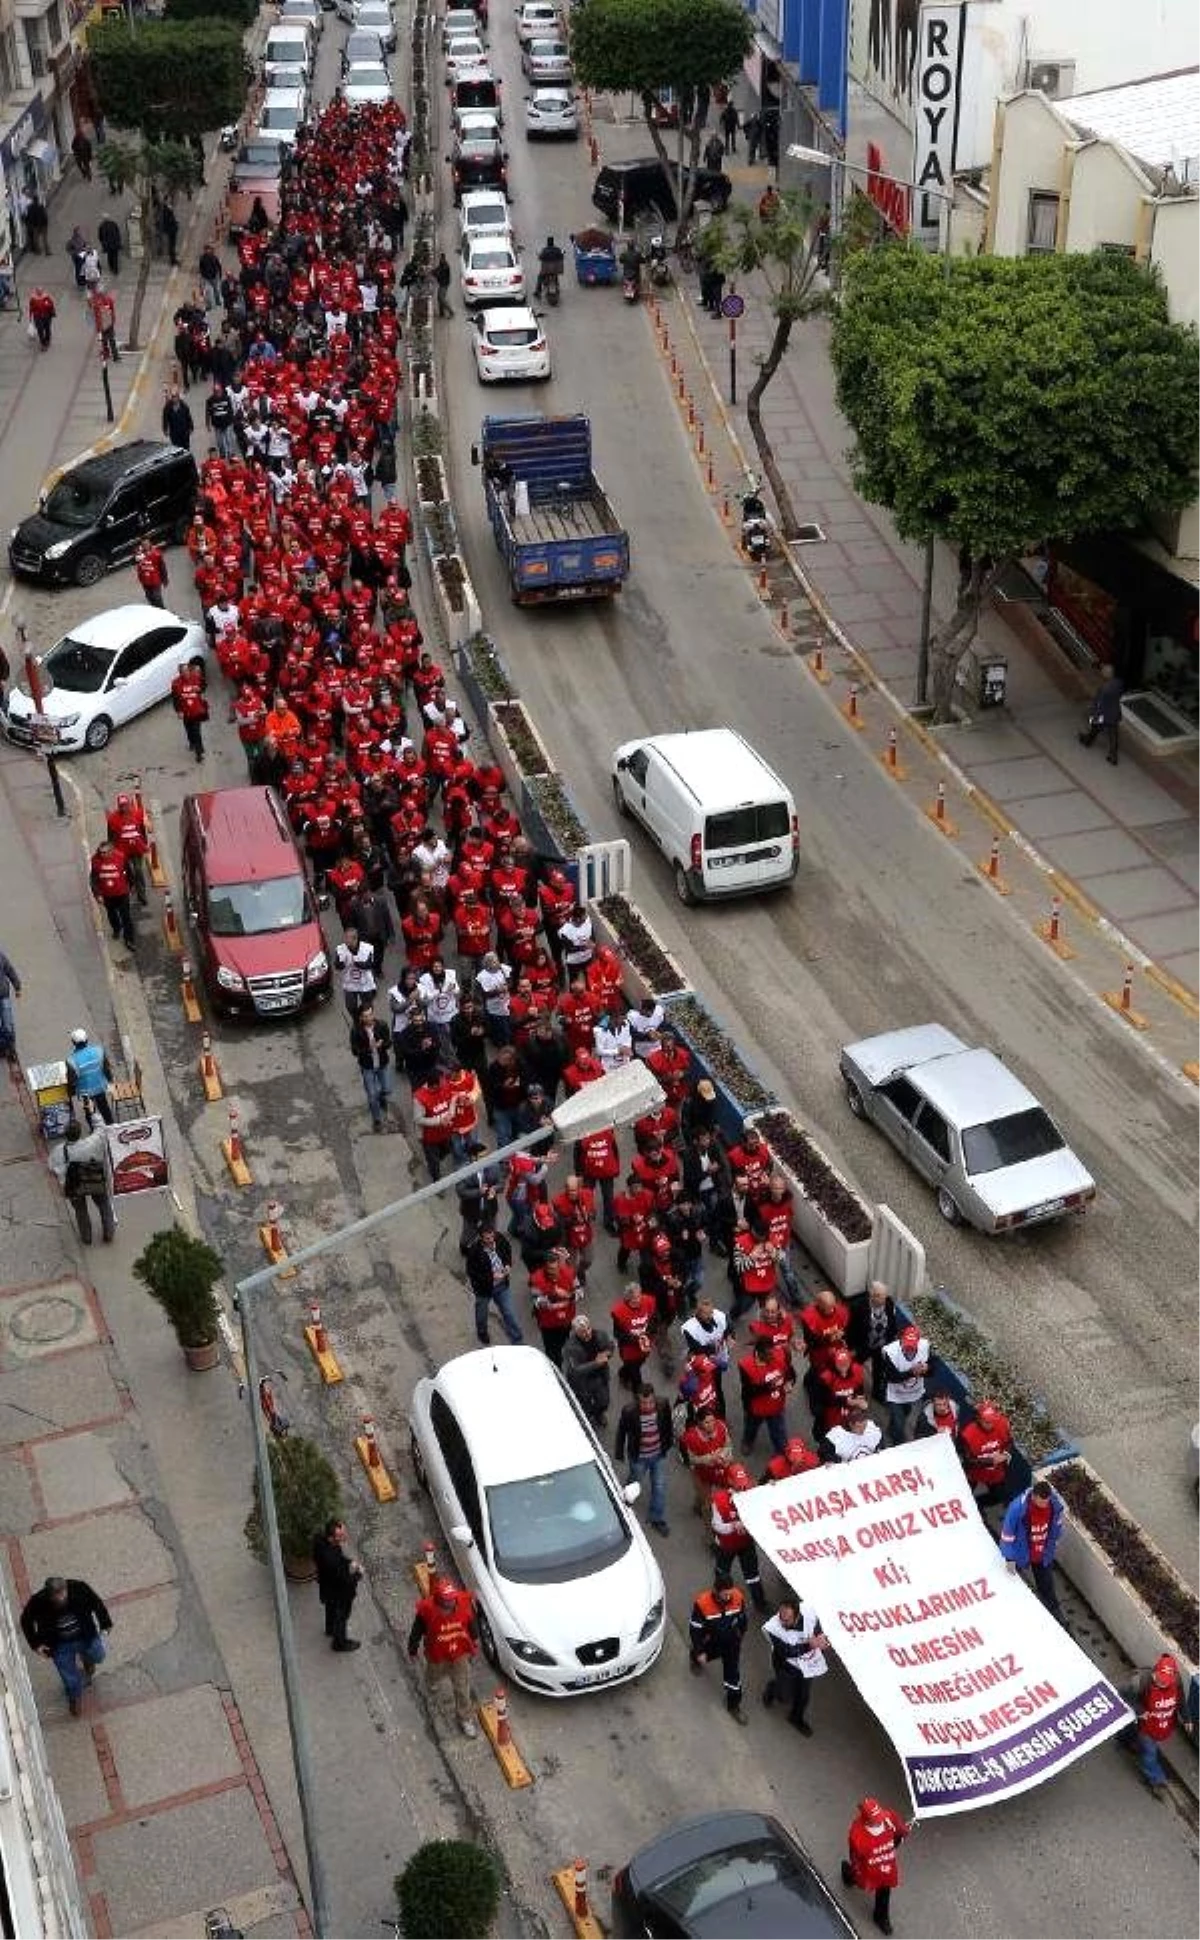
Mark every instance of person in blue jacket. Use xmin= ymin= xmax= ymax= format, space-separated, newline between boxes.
xmin=1000 ymin=1478 xmax=1066 ymax=1622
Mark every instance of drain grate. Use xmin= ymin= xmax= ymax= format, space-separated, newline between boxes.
xmin=793 ymin=523 xmax=825 ymax=544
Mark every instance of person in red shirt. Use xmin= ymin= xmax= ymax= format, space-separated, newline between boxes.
xmin=89 ymin=838 xmax=136 ymax=948
xmin=799 ymin=1287 xmax=851 ymax=1415
xmin=726 ymin=1123 xmax=771 ymax=1191
xmin=710 ymin=1464 xmax=767 ymax=1608
xmin=105 ymin=792 xmax=149 ymax=905
xmin=171 ymin=661 xmax=209 ymax=762
xmin=407 ymin=1576 xmax=479 ymax=1738
xmin=551 ymin=1176 xmax=596 ymax=1282
xmin=737 ymin=1338 xmax=794 ymax=1457
xmin=646 ymin=1030 xmax=691 ymax=1105
xmin=680 ymin=1405 xmax=732 ymax=1514
xmin=611 ymin=1283 xmax=655 ymax=1389
xmin=134 ymin=539 xmax=168 ymax=608
xmin=529 ymin=1250 xmax=578 ymax=1365
xmin=956 ymin=1400 xmax=1014 ymax=1509
xmin=1121 ymin=1654 xmax=1186 ymax=1798
xmin=760 ymin=1434 xmax=820 ymax=1485
xmin=815 ymin=1343 xmax=866 ymax=1430
xmin=413 ymin=1069 xmax=456 ymax=1180
xmin=731 ymin=1222 xmax=781 ymax=1321
xmin=841 ymin=1798 xmax=911 ymax=1936
xmin=573 ymin=1124 xmax=620 ymax=1231
xmin=613 ymin=1173 xmax=654 ymax=1271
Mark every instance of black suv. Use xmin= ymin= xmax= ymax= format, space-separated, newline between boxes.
xmin=449 ymin=126 xmax=509 ymax=201
xmin=9 ymin=441 xmax=199 ymax=588
xmin=592 ymin=155 xmax=732 ymax=225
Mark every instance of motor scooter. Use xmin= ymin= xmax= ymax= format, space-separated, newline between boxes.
xmin=219 ymin=124 xmax=238 ymax=153
xmin=647 ymin=234 xmax=670 ymax=287
xmin=621 ymin=254 xmax=642 ymax=303
xmin=740 ymin=480 xmax=771 ymax=564
xmin=539 ymin=267 xmax=561 ymax=306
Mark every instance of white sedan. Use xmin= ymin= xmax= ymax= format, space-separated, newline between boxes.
xmin=3 ymin=606 xmax=208 ymax=754
xmin=445 ymin=35 xmax=486 ymax=80
xmin=515 ymin=0 xmax=560 ymax=45
xmin=522 ymin=35 xmax=571 ymax=82
xmin=459 ymin=231 xmax=525 ymax=307
xmin=472 ymin=305 xmax=550 ymax=382
xmin=524 ymin=86 xmax=578 ymax=137
xmin=410 ymin=1347 xmax=665 ymax=1696
xmin=459 ymin=187 xmax=513 ymax=239
xmin=256 ymin=88 xmax=307 ymax=145
xmin=342 ymin=60 xmax=392 ymax=103
xmin=352 ymin=1 xmax=396 ymax=51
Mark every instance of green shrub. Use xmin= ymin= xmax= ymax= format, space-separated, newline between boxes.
xmin=396 ymin=1840 xmax=501 ymax=1939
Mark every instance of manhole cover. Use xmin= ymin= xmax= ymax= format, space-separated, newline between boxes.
xmin=10 ymin=1295 xmax=85 ymax=1346
xmin=794 ymin=523 xmax=825 ymax=544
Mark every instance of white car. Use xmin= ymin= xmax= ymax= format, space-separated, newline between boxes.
xmin=342 ymin=60 xmax=392 ymax=103
xmin=4 ymin=607 xmax=208 ymax=754
xmin=256 ymin=87 xmax=307 ymax=145
xmin=278 ymin=0 xmax=322 ymax=34
xmin=459 ymin=187 xmax=514 ymax=239
xmin=410 ymin=1347 xmax=665 ymax=1696
xmin=352 ymin=1 xmax=396 ymax=51
xmin=460 ymin=230 xmax=525 ymax=306
xmin=524 ymin=86 xmax=577 ymax=137
xmin=522 ymin=35 xmax=571 ymax=81
xmin=445 ymin=34 xmax=486 ymax=80
xmin=472 ymin=304 xmax=550 ymax=382
xmin=515 ymin=0 xmax=560 ymax=44
xmin=443 ymin=6 xmax=482 ymax=49
xmin=341 ymin=27 xmax=385 ymax=70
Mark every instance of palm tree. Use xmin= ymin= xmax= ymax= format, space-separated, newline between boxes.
xmin=96 ymin=136 xmax=200 ymax=349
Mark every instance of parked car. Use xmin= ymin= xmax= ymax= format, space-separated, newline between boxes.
xmin=524 ymin=85 xmax=577 ymax=137
xmin=445 ymin=33 xmax=487 ymax=79
xmin=459 ymin=230 xmax=525 ymax=306
xmin=515 ymin=0 xmax=560 ymax=44
xmin=342 ymin=61 xmax=392 ymax=104
xmin=352 ymin=0 xmax=396 ymax=49
xmin=458 ymin=186 xmax=513 ymax=239
xmin=341 ymin=27 xmax=386 ymax=71
xmin=8 ymin=440 xmax=198 ymax=587
xmin=180 ymin=785 xmax=331 ymax=1018
xmin=409 ymin=1346 xmax=665 ymax=1696
xmin=472 ymin=305 xmax=549 ymax=382
xmin=443 ymin=5 xmax=483 ymax=48
xmin=611 ymin=1812 xmax=855 ymax=1938
xmin=256 ymin=87 xmax=307 ymax=146
xmin=4 ymin=606 xmax=208 ymax=753
xmin=839 ymin=1022 xmax=1097 ymax=1232
xmin=522 ymin=34 xmax=571 ymax=81
xmin=449 ymin=112 xmax=508 ymax=201
xmin=278 ymin=0 xmax=323 ymax=34
xmin=592 ymin=154 xmax=731 ymax=224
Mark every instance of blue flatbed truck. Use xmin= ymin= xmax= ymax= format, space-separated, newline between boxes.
xmin=474 ymin=412 xmax=630 ymax=605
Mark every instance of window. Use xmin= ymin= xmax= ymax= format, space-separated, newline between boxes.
xmin=430 ymin=1391 xmax=484 ymax=1546
xmin=624 ymin=748 xmax=649 ymax=786
xmin=485 ymin=1462 xmax=629 ymax=1583
xmin=24 ymin=18 xmax=46 ymax=78
xmin=961 ymin=1107 xmax=1064 ymax=1177
xmin=45 ymin=2 xmax=63 ymax=49
xmin=912 ymin=1104 xmax=951 ymax=1163
xmin=112 ymin=628 xmax=181 ymax=680
xmin=0 ymin=27 xmax=19 ymax=98
xmin=1026 ymin=191 xmax=1059 ymax=254
xmin=705 ymin=802 xmax=791 ymax=851
xmin=877 ymin=1076 xmax=922 ymax=1123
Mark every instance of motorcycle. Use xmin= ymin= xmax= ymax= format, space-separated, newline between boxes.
xmin=621 ymin=254 xmax=642 ymax=303
xmin=219 ymin=124 xmax=238 ymax=153
xmin=740 ymin=482 xmax=771 ymax=564
xmin=539 ymin=267 xmax=561 ymax=307
xmin=647 ymin=234 xmax=670 ymax=287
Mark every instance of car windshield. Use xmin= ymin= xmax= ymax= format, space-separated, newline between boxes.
xmin=486 ymin=1461 xmax=629 ymax=1582
xmin=705 ymin=802 xmax=791 ymax=850
xmin=961 ymin=1107 xmax=1066 ymax=1177
xmin=473 ymin=246 xmax=513 ymax=268
xmin=208 ymin=875 xmax=307 ymax=936
xmin=262 ymin=103 xmax=300 ymax=129
xmin=348 ymin=66 xmax=389 ymax=86
xmin=530 ymin=38 xmax=566 ymax=52
xmin=239 ymin=139 xmax=284 ymax=169
xmin=269 ymin=44 xmax=306 ymax=61
xmin=41 ymin=473 xmax=109 ymax=529
xmin=651 ymin=1836 xmax=828 ymax=1928
xmin=534 ymin=91 xmax=570 ymax=106
xmin=487 ymin=324 xmax=538 ymax=345
xmin=41 ymin=640 xmax=116 ymax=693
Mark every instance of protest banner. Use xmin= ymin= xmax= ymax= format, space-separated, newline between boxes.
xmin=735 ymin=1435 xmax=1130 ymax=1816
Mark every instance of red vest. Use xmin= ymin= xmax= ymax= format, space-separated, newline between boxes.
xmin=739 ymin=1345 xmax=790 ymax=1417
xmin=418 ymin=1591 xmax=477 ymax=1663
xmin=958 ymin=1417 xmax=1012 ymax=1487
xmin=611 ymin=1299 xmax=653 ymax=1363
xmin=92 ymin=848 xmax=130 ymax=897
xmin=577 ymin=1128 xmax=620 ymax=1180
xmin=1139 ymin=1677 xmax=1180 ymax=1741
xmin=847 ymin=1811 xmax=906 ymax=1890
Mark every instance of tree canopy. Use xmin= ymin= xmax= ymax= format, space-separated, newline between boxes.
xmin=570 ymin=0 xmax=752 ymax=95
xmin=165 ymin=0 xmax=255 ymax=24
xmin=88 ymin=18 xmax=247 ymax=139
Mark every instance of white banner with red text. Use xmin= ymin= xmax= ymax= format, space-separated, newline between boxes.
xmin=734 ymin=1435 xmax=1131 ymax=1816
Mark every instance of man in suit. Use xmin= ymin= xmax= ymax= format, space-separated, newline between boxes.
xmin=846 ymin=1279 xmax=899 ymax=1399
xmin=312 ymin=1519 xmax=363 ymax=1652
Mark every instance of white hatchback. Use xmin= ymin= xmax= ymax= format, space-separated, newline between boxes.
xmin=256 ymin=87 xmax=307 ymax=145
xmin=515 ymin=0 xmax=560 ymax=44
xmin=460 ymin=230 xmax=525 ymax=306
xmin=410 ymin=1347 xmax=665 ymax=1696
xmin=4 ymin=606 xmax=208 ymax=754
xmin=445 ymin=34 xmax=486 ymax=80
xmin=472 ymin=304 xmax=550 ymax=382
xmin=524 ymin=86 xmax=577 ymax=137
xmin=342 ymin=60 xmax=392 ymax=103
xmin=458 ymin=187 xmax=513 ymax=240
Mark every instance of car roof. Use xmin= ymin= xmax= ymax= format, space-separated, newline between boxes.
xmin=263 ymin=86 xmax=306 ymax=103
xmin=461 ymin=187 xmax=508 ymax=205
xmin=843 ymin=1023 xmax=966 ymax=1087
xmin=479 ymin=305 xmax=537 ymax=326
xmin=466 ymin=232 xmax=515 ymax=253
xmin=630 ymin=728 xmax=790 ymax=809
xmin=435 ymin=1347 xmax=594 ymax=1482
xmin=187 ymin=786 xmax=303 ymax=884
xmin=627 ymin=1812 xmax=854 ymax=1939
xmin=530 ymin=83 xmax=572 ymax=96
xmin=64 ymin=440 xmax=181 ymax=488
xmin=845 ymin=1025 xmax=1040 ymax=1125
xmin=57 ymin=605 xmax=189 ymax=650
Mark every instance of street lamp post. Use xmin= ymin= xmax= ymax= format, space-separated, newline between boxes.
xmin=234 ymin=1060 xmax=665 ymax=1938
xmin=787 ymin=143 xmax=954 ymax=711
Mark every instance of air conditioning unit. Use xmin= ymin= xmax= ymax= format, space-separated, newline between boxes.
xmin=1025 ymin=60 xmax=1076 ymax=100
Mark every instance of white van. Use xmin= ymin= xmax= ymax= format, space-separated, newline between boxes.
xmin=612 ymin=727 xmax=798 ymax=904
xmin=263 ymin=24 xmax=313 ymax=91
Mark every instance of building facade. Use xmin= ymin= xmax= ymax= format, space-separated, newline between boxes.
xmin=0 ymin=0 xmax=94 ymax=268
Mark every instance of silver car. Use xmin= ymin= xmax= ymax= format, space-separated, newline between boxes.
xmin=839 ymin=1023 xmax=1095 ymax=1233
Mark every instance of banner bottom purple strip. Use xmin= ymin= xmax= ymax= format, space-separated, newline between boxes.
xmin=906 ymin=1681 xmax=1131 ymax=1809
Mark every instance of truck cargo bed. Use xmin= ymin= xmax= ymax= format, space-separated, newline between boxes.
xmin=511 ymin=488 xmax=617 ymax=544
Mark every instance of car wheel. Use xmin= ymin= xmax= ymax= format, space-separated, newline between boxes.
xmin=844 ymin=1079 xmax=867 ymax=1119
xmin=409 ymin=1433 xmax=429 ymax=1491
xmin=72 ymin=551 xmax=106 ymax=588
xmin=83 ymin=715 xmax=113 ymax=752
xmin=936 ymin=1184 xmax=962 ymax=1225
xmin=612 ymin=776 xmax=629 ymax=818
xmin=476 ymin=1606 xmax=500 ymax=1670
xmin=673 ymin=862 xmax=695 ymax=906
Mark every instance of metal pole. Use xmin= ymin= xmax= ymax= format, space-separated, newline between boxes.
xmin=238 ymin=1289 xmax=332 ymax=1938
xmin=915 ymin=533 xmax=934 ymax=709
xmin=101 ymin=356 xmax=114 ymax=423
xmin=728 ymin=316 xmax=737 ymax=405
xmin=18 ymin=625 xmax=67 ymax=818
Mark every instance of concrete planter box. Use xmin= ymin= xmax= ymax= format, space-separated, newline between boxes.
xmin=488 ymin=699 xmax=554 ymax=799
xmin=660 ymin=994 xmax=775 ymax=1145
xmin=522 ymin=774 xmax=589 ymax=866
xmin=415 ymin=451 xmax=450 ymax=511
xmin=589 ymin=901 xmax=689 ymax=1006
xmin=754 ymin=1123 xmax=874 ymax=1299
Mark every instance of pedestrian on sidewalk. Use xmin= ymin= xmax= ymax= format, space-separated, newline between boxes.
xmin=71 ymin=127 xmax=94 ymax=180
xmin=407 ymin=1575 xmax=480 ymax=1737
xmin=433 ymin=251 xmax=452 ymax=317
xmin=160 ymin=200 xmax=180 ymax=267
xmin=720 ymin=99 xmax=739 ymax=152
xmin=20 ymin=1575 xmax=112 ymax=1717
xmin=81 ymin=245 xmax=103 ymax=298
xmin=758 ymin=183 xmax=780 ymax=222
xmin=841 ymin=1798 xmax=912 ymax=1936
xmin=312 ymin=1518 xmax=364 ymax=1652
xmin=204 ymin=380 xmax=238 ymax=459
xmin=97 ymin=213 xmax=122 ymax=277
xmin=170 ymin=656 xmax=209 ymax=760
xmin=162 ymin=383 xmax=194 ymax=451
xmin=0 ymin=948 xmax=21 ymax=1062
xmin=198 ymin=243 xmax=223 ymax=312
xmin=90 ymin=834 xmax=136 ymax=946
xmin=52 ymin=1116 xmax=117 ymax=1245
xmin=89 ymin=284 xmax=121 ymax=362
xmin=67 ymin=1026 xmax=116 ymax=1125
xmin=24 ymin=193 xmax=50 ymax=254
xmin=67 ymin=224 xmax=89 ymax=289
xmin=703 ymin=131 xmax=725 ymax=172
xmin=28 ymin=286 xmax=56 ymax=349
xmin=743 ymin=110 xmax=762 ymax=164
xmin=1079 ymin=663 xmax=1124 ymax=766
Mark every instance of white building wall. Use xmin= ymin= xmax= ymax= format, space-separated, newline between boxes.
xmin=1061 ymin=143 xmax=1151 ymax=253
xmin=985 ymin=91 xmax=1068 ymax=254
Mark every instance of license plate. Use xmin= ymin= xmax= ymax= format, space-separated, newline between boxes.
xmin=575 ymin=1661 xmax=625 ymax=1685
xmin=1024 ymin=1199 xmax=1063 ymax=1220
xmin=256 ymin=994 xmax=299 ymax=1013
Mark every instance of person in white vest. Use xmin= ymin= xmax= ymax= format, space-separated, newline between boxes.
xmin=819 ymin=1396 xmax=883 ymax=1463
xmin=882 ymin=1324 xmax=930 ymax=1445
xmin=416 ymin=959 xmax=461 ymax=1057
xmin=761 ymin=1597 xmax=828 ymax=1736
xmin=626 ymin=996 xmax=665 ymax=1060
xmin=593 ymin=1010 xmax=633 ymax=1073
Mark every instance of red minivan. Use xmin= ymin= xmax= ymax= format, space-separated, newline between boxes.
xmin=181 ymin=785 xmax=331 ymax=1017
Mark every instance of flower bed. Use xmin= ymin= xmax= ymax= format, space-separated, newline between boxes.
xmin=908 ymin=1287 xmax=1070 ymax=1469
xmin=492 ymin=700 xmax=551 ymax=777
xmin=435 ymin=554 xmax=467 ymax=614
xmin=525 ymin=774 xmax=588 ymax=857
xmin=416 ymin=453 xmax=448 ymax=506
xmin=1050 ymin=1459 xmax=1198 ymax=1664
xmin=594 ymin=895 xmax=688 ymax=1000
xmin=461 ymin=632 xmax=516 ymax=703
xmin=665 ymin=995 xmax=774 ymax=1116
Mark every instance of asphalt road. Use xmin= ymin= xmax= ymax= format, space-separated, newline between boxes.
xmin=4 ymin=11 xmax=1195 ymax=1937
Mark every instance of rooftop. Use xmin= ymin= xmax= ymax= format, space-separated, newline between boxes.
xmin=1063 ymin=67 xmax=1200 ymax=175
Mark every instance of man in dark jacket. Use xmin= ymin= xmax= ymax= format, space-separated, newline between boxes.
xmin=463 ymin=1222 xmax=522 ymax=1345
xmin=614 ymin=1380 xmax=673 ymax=1534
xmin=562 ymin=1313 xmax=614 ymax=1426
xmin=161 ymin=384 xmax=194 ymax=450
xmin=1078 ymin=664 xmax=1124 ymax=765
xmin=846 ymin=1279 xmax=900 ymax=1398
xmin=348 ymin=1002 xmax=394 ymax=1131
xmin=312 ymin=1518 xmax=363 ymax=1652
xmin=21 ymin=1574 xmax=112 ymax=1714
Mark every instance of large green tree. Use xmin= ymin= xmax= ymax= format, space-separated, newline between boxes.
xmin=165 ymin=0 xmax=256 ymax=25
xmin=830 ymin=246 xmax=1199 ymax=720
xmin=570 ymin=0 xmax=752 ymax=228
xmin=88 ymin=18 xmax=246 ymax=141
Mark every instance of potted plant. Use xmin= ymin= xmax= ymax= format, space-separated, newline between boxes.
xmin=244 ymin=1434 xmax=343 ymax=1583
xmin=133 ymin=1225 xmax=223 ymax=1371
xmin=395 ymin=1840 xmax=502 ymax=1939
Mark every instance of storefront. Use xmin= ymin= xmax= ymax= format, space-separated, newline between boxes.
xmin=1048 ymin=534 xmax=1199 ymax=750
xmin=1 ymin=96 xmax=59 ymax=254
